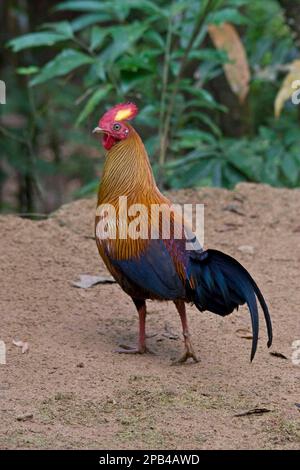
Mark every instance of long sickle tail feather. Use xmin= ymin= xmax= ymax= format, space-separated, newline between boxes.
xmin=187 ymin=249 xmax=272 ymax=361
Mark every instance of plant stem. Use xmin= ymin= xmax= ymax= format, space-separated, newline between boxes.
xmin=73 ymin=36 xmax=96 ymax=57
xmin=158 ymin=0 xmax=215 ymax=180
xmin=158 ymin=14 xmax=173 ymax=167
xmin=0 ymin=125 xmax=27 ymax=144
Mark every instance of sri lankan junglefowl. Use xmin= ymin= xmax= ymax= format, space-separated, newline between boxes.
xmin=93 ymin=102 xmax=272 ymax=363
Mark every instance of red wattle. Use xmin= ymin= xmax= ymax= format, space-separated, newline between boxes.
xmin=103 ymin=134 xmax=117 ymax=150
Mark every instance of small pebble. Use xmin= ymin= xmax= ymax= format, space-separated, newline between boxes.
xmin=238 ymin=245 xmax=255 ymax=255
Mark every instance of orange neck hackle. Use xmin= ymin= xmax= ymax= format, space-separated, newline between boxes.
xmin=96 ymin=123 xmax=171 ymax=261
xmin=97 ymin=125 xmax=161 ymax=205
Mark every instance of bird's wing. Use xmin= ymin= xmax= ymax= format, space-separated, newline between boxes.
xmin=108 ymin=239 xmax=186 ymax=300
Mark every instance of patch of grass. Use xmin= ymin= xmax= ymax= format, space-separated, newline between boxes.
xmin=38 ymin=393 xmax=110 ymax=426
xmin=260 ymin=415 xmax=300 ymax=448
xmin=273 ymin=419 xmax=300 ymax=444
xmin=116 ymin=411 xmax=174 ymax=448
xmin=0 ymin=429 xmax=62 ymax=449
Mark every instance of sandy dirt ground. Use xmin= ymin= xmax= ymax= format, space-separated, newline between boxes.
xmin=0 ymin=183 xmax=299 ymax=450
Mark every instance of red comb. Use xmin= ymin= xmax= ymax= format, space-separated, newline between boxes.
xmin=99 ymin=102 xmax=138 ymax=126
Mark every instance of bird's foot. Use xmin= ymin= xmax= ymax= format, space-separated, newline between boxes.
xmin=172 ymin=340 xmax=199 ymax=365
xmin=172 ymin=349 xmax=199 ymax=365
xmin=115 ymin=344 xmax=154 ymax=354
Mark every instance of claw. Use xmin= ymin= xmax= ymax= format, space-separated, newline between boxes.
xmin=172 ymin=349 xmax=199 ymax=365
xmin=172 ymin=336 xmax=199 ymax=365
xmin=115 ymin=344 xmax=154 ymax=354
xmin=173 ymin=300 xmax=199 ymax=365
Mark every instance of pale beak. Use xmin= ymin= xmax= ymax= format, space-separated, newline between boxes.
xmin=92 ymin=127 xmax=105 ymax=134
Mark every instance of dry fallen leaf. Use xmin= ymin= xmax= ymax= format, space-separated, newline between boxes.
xmin=72 ymin=274 xmax=116 ymax=289
xmin=270 ymin=351 xmax=288 ymax=360
xmin=274 ymin=60 xmax=300 ymax=117
xmin=13 ymin=340 xmax=29 ymax=354
xmin=208 ymin=22 xmax=250 ymax=102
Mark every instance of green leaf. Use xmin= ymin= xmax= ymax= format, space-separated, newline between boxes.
xmin=223 ymin=165 xmax=245 ymax=187
xmin=121 ymin=0 xmax=166 ymax=16
xmin=184 ymin=98 xmax=226 ymax=113
xmin=169 ymin=0 xmax=191 ymax=15
xmin=283 ymin=127 xmax=300 ymax=146
xmin=90 ymin=26 xmax=109 ymax=51
xmin=184 ymin=87 xmax=217 ymax=104
xmin=55 ymin=1 xmax=131 ymax=21
xmin=118 ymin=51 xmax=159 ymax=72
xmin=184 ymin=112 xmax=222 ymax=136
xmin=188 ymin=48 xmax=228 ymax=63
xmin=41 ymin=21 xmax=74 ymax=38
xmin=17 ymin=66 xmax=40 ymax=75
xmin=227 ymin=149 xmax=262 ymax=181
xmin=166 ymin=149 xmax=217 ymax=169
xmin=76 ymin=85 xmax=112 ymax=126
xmin=71 ymin=14 xmax=112 ymax=32
xmin=93 ymin=61 xmax=106 ymax=81
xmin=180 ymin=159 xmax=216 ymax=187
xmin=120 ymin=70 xmax=154 ymax=94
xmin=30 ymin=49 xmax=94 ymax=86
xmin=175 ymin=129 xmax=217 ymax=147
xmin=100 ymin=23 xmax=148 ymax=63
xmin=54 ymin=1 xmax=110 ymax=12
xmin=8 ymin=32 xmax=67 ymax=52
xmin=281 ymin=153 xmax=299 ymax=185
xmin=207 ymin=8 xmax=248 ymax=25
xmin=143 ymin=30 xmax=165 ymax=49
xmin=56 ymin=0 xmax=165 ymax=18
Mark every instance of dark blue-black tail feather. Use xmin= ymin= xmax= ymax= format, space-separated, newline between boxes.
xmin=186 ymin=249 xmax=272 ymax=361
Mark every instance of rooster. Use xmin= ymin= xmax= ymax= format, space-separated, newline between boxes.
xmin=93 ymin=102 xmax=272 ymax=363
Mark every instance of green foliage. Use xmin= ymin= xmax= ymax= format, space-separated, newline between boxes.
xmin=8 ymin=32 xmax=72 ymax=52
xmin=1 ymin=0 xmax=300 ymax=213
xmin=30 ymin=49 xmax=94 ymax=86
xmin=165 ymin=117 xmax=300 ymax=189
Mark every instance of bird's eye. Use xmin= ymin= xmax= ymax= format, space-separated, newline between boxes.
xmin=113 ymin=123 xmax=121 ymax=131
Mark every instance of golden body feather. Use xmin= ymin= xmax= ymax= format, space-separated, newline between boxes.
xmin=95 ymin=125 xmax=187 ymax=296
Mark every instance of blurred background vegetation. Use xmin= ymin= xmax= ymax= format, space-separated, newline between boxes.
xmin=1 ymin=0 xmax=300 ymax=215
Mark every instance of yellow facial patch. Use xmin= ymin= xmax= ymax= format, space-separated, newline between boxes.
xmin=115 ymin=108 xmax=134 ymax=121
